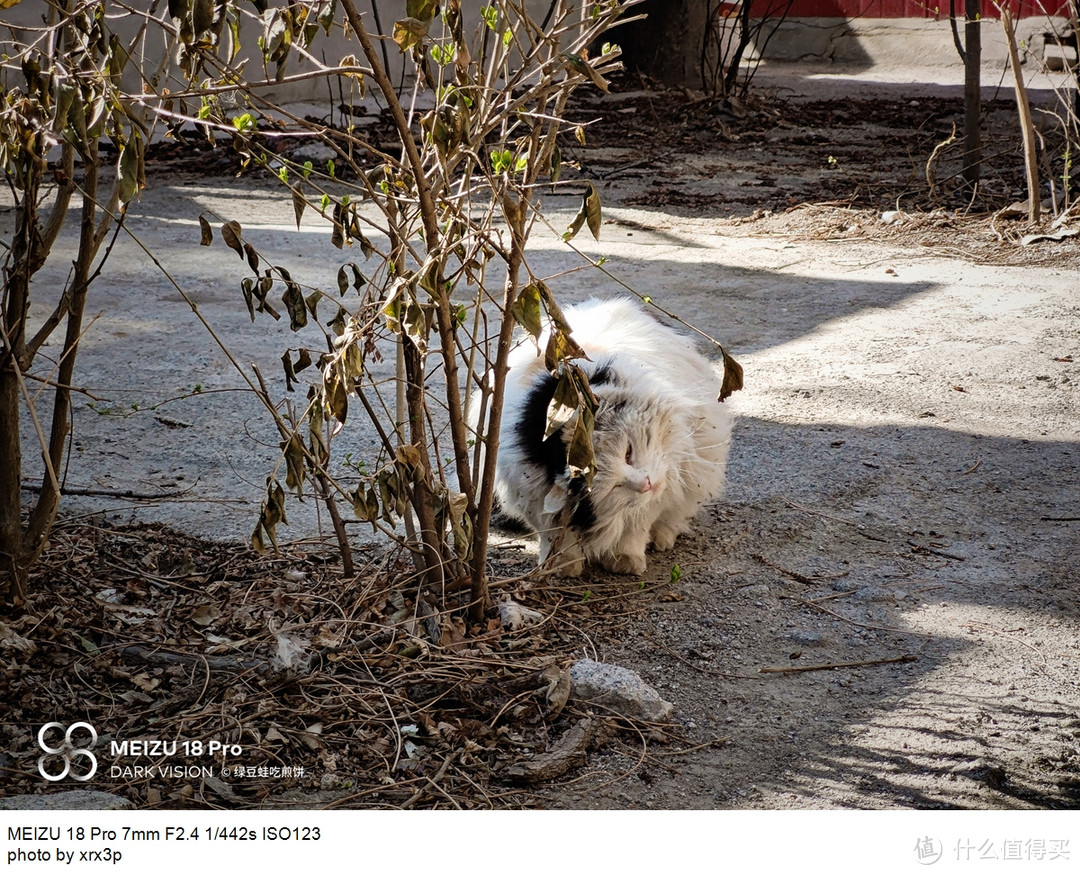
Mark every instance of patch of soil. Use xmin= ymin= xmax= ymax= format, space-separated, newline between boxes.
xmin=564 ymin=81 xmax=1045 ymax=212
xmin=559 ymin=76 xmax=1080 ymax=264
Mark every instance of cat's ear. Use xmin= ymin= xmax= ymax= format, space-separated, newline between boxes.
xmin=542 ymin=482 xmax=567 ymax=515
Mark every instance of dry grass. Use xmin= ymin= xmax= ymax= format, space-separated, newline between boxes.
xmin=1 ymin=518 xmax=683 ymax=809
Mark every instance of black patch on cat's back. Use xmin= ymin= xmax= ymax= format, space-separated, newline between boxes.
xmin=587 ymin=357 xmax=617 ymax=387
xmin=517 ymin=372 xmax=567 ymax=483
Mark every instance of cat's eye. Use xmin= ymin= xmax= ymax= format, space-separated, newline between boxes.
xmin=625 ymin=442 xmax=633 ymax=464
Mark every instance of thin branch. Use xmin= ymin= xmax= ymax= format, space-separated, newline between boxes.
xmin=759 ymin=654 xmax=918 ymax=674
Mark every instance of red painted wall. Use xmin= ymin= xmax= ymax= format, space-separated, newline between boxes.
xmin=771 ymin=0 xmax=1073 ymax=18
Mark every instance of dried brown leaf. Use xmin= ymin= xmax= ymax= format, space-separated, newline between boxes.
xmin=243 ymin=241 xmax=259 ymax=273
xmin=392 ymin=17 xmax=427 ymax=52
xmin=563 ymin=182 xmax=601 ymax=242
xmin=291 ymin=186 xmax=306 ymax=229
xmin=545 ymin=371 xmax=579 ymax=440
xmin=221 ymin=220 xmax=244 ymax=258
xmin=718 ymin=348 xmax=744 ymax=402
xmin=282 ymin=279 xmax=308 ymax=331
xmin=191 ymin=605 xmax=221 ymax=626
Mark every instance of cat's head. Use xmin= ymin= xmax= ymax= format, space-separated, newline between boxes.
xmin=585 ymin=387 xmax=684 ymax=517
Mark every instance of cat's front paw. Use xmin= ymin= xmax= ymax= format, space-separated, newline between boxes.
xmin=650 ymin=523 xmax=678 ymax=552
xmin=602 ymin=553 xmax=647 ymax=576
xmin=550 ymin=553 xmax=585 ymax=578
xmin=542 ymin=539 xmax=585 ymax=577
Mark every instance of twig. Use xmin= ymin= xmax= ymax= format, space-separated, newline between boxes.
xmin=907 ymin=540 xmax=966 ymax=561
xmin=20 ymin=482 xmax=196 ymax=501
xmin=750 ymin=553 xmax=818 ymax=585
xmin=402 ymin=752 xmax=457 ymax=808
xmin=118 ymin=644 xmax=271 ymax=675
xmin=759 ymin=653 xmax=917 ymax=674
xmin=718 ymin=525 xmax=751 ymax=554
xmin=1001 ymin=9 xmax=1041 ymax=222
xmin=805 ymin=590 xmax=854 ymax=604
xmin=21 ymin=373 xmax=105 ymax=401
xmin=782 ymin=593 xmax=936 ymax=638
xmin=252 ymin=364 xmax=354 ymax=577
xmin=925 ymin=122 xmax=958 ymax=199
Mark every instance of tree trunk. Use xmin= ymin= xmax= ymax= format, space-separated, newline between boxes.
xmin=0 ymin=162 xmax=40 ymax=608
xmin=22 ymin=155 xmax=98 ymax=572
xmin=402 ymin=337 xmax=453 ymax=588
xmin=722 ymin=0 xmax=756 ymax=97
xmin=612 ymin=0 xmax=710 ymax=86
xmin=962 ymin=0 xmax=982 ymax=190
xmin=0 ymin=368 xmax=24 ymax=606
xmin=468 ymin=232 xmax=525 ymax=625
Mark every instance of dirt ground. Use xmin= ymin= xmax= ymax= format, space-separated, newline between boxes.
xmin=528 ymin=69 xmax=1080 ymax=809
xmin=4 ymin=64 xmax=1080 ymax=809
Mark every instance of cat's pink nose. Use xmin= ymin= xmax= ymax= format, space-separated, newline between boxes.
xmin=639 ymin=476 xmax=653 ymax=493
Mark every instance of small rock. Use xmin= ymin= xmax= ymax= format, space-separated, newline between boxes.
xmin=292 ymin=142 xmax=335 ymax=163
xmin=570 ymin=659 xmax=674 ymax=722
xmin=789 ymin=629 xmax=828 ymax=646
xmin=0 ymin=791 xmax=133 ymax=810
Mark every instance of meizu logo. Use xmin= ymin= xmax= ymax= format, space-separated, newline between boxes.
xmin=37 ymin=722 xmax=98 ymax=782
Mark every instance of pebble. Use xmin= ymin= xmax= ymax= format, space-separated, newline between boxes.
xmin=789 ymin=629 xmax=828 ymax=645
xmin=292 ymin=143 xmax=336 ymax=163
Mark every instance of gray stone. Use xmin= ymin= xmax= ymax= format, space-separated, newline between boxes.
xmin=0 ymin=791 xmax=133 ymax=810
xmin=569 ymin=658 xmax=674 ymax=722
xmin=291 ymin=142 xmax=336 ymax=163
xmin=789 ymin=629 xmax=829 ymax=646
xmin=1042 ymin=43 xmax=1078 ymax=73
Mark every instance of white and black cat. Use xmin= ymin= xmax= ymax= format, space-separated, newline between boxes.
xmin=491 ymin=297 xmax=733 ymax=576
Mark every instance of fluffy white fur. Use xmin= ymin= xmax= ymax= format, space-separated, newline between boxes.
xmin=492 ymin=297 xmax=733 ymax=576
